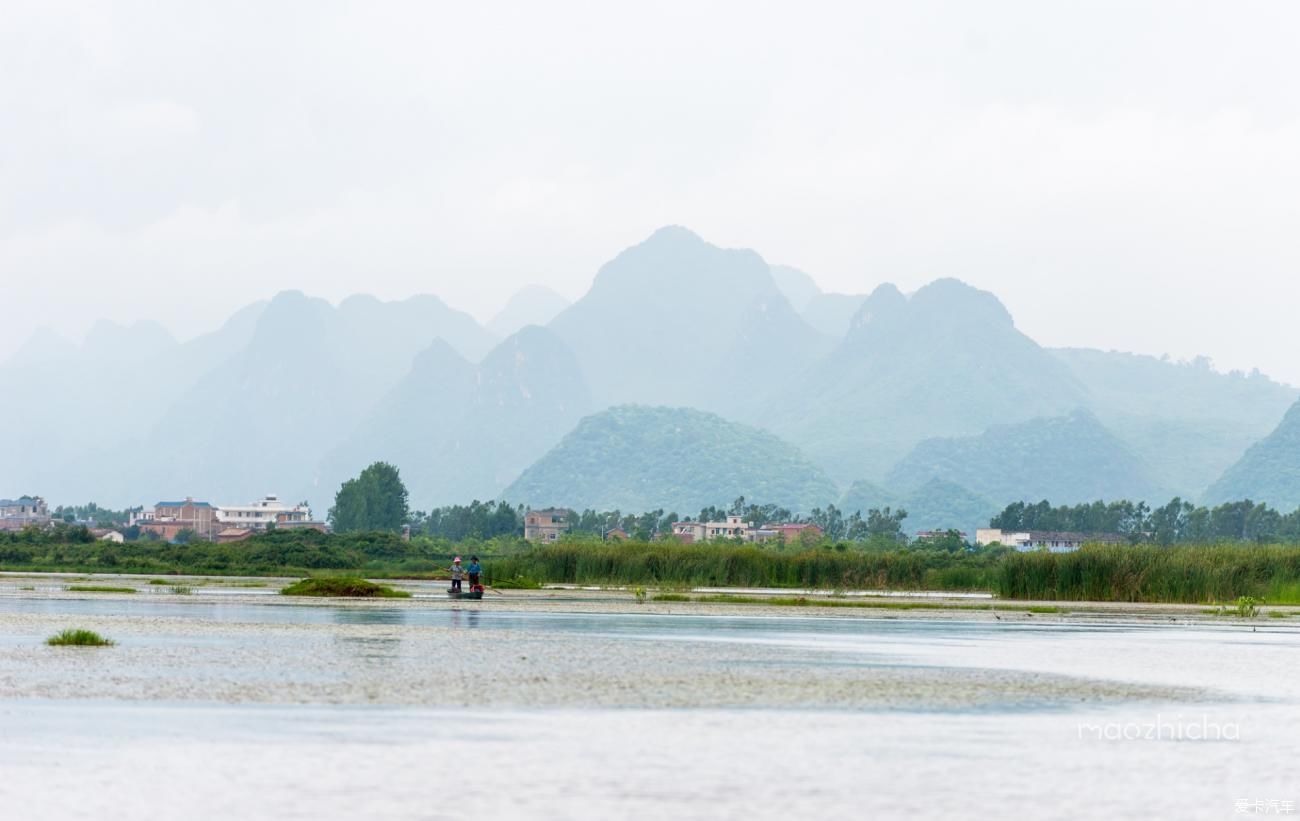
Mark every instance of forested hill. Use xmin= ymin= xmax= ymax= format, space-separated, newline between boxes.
xmin=886 ymin=409 xmax=1166 ymax=506
xmin=1206 ymin=400 xmax=1300 ymax=511
xmin=503 ymin=405 xmax=839 ymax=515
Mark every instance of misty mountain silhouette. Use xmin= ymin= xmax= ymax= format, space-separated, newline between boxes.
xmin=4 ymin=225 xmax=1296 ymax=524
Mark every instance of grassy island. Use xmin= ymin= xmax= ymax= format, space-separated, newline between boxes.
xmin=279 ymin=577 xmax=411 ymax=598
xmin=46 ymin=628 xmax=115 ymax=647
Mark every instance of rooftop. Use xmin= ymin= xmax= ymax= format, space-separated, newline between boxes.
xmin=0 ymin=497 xmax=42 ymax=506
xmin=1012 ymin=530 xmax=1125 ymax=543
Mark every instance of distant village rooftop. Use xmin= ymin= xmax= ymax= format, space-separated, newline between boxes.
xmin=673 ymin=517 xmax=823 ymax=544
xmin=0 ymin=496 xmax=51 ymax=531
xmin=976 ymin=528 xmax=1125 ymax=553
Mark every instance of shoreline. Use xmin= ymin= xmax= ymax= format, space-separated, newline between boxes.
xmin=2 ymin=570 xmax=1296 ymax=626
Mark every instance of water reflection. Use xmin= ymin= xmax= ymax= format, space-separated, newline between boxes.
xmin=331 ymin=608 xmax=408 ymax=625
xmin=333 ymin=635 xmax=402 ymax=661
xmin=449 ymin=609 xmax=482 ymax=629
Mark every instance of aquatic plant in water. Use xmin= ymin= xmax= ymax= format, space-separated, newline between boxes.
xmin=46 ymin=629 xmax=114 ymax=647
xmin=280 ymin=577 xmax=410 ymax=598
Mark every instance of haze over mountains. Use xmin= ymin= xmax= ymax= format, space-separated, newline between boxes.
xmin=4 ymin=226 xmax=1297 ymax=527
xmin=1206 ymin=400 xmax=1300 ymax=512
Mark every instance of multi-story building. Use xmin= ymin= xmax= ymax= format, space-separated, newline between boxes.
xmin=975 ymin=528 xmax=1125 ymax=553
xmin=755 ymin=523 xmax=824 ymax=544
xmin=674 ymin=518 xmax=826 ymax=544
xmin=672 ymin=515 xmax=753 ymax=544
xmin=142 ymin=497 xmax=219 ymax=541
xmin=0 ymin=496 xmax=50 ymax=531
xmin=524 ymin=509 xmax=570 ymax=542
xmin=216 ymin=495 xmax=314 ymax=531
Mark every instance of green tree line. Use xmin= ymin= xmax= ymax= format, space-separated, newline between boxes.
xmin=990 ymin=498 xmax=1300 ymax=544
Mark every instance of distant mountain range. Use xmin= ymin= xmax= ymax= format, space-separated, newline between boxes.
xmin=548 ymin=226 xmax=833 ymax=414
xmin=4 ymin=225 xmax=1298 ymax=529
xmin=760 ymin=278 xmax=1088 ymax=482
xmin=769 ymin=264 xmax=867 ymax=337
xmin=487 ymin=285 xmax=570 ymax=338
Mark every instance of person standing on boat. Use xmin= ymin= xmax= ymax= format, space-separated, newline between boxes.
xmin=467 ymin=556 xmax=482 ymax=589
xmin=450 ymin=556 xmax=464 ymax=593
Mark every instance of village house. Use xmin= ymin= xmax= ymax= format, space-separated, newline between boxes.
xmin=672 ymin=515 xmax=825 ymax=543
xmin=672 ymin=515 xmax=751 ymax=543
xmin=755 ymin=523 xmax=824 ymax=544
xmin=674 ymin=517 xmax=825 ymax=544
xmin=216 ymin=494 xmax=316 ymax=531
xmin=141 ymin=497 xmax=219 ymax=541
xmin=975 ymin=528 xmax=1125 ymax=553
xmin=0 ymin=496 xmax=51 ymax=531
xmin=524 ymin=509 xmax=570 ymax=542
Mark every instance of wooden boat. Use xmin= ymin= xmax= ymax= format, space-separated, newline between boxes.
xmin=446 ymin=587 xmax=484 ymax=600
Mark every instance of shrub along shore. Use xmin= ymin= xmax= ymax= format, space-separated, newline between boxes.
xmin=5 ymin=528 xmax=1300 ymax=604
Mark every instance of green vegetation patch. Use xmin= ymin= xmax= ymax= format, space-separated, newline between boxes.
xmin=998 ymin=544 xmax=1300 ymax=603
xmin=490 ymin=576 xmax=542 ymax=590
xmin=692 ymin=593 xmax=972 ymax=611
xmin=279 ymin=577 xmax=410 ymax=598
xmin=66 ymin=585 xmax=136 ymax=594
xmin=490 ymin=541 xmax=1000 ymax=592
xmin=46 ymin=628 xmax=114 ymax=647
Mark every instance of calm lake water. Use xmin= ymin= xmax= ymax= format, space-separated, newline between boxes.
xmin=0 ymin=594 xmax=1296 ymax=820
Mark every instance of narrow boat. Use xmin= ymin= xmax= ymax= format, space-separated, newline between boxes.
xmin=447 ymin=587 xmax=484 ymax=600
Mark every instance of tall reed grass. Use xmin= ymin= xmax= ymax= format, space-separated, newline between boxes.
xmin=997 ymin=543 xmax=1300 ymax=603
xmin=487 ymin=542 xmax=998 ymax=591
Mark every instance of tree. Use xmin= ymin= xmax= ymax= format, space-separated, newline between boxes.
xmin=866 ymin=506 xmax=908 ymax=543
xmin=329 ymin=461 xmax=410 ymax=533
xmin=808 ymin=505 xmax=846 ymax=541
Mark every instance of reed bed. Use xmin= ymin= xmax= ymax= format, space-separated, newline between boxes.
xmin=997 ymin=544 xmax=1300 ymax=603
xmin=279 ymin=577 xmax=410 ymax=598
xmin=487 ymin=542 xmax=999 ymax=591
xmin=65 ymin=585 xmax=136 ymax=594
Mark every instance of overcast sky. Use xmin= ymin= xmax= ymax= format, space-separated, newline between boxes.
xmin=3 ymin=1 xmax=1299 ymax=382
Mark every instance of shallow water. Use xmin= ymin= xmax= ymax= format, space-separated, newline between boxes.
xmin=1 ymin=594 xmax=1296 ymax=820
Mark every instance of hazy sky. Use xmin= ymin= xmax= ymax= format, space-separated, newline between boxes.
xmin=4 ymin=1 xmax=1299 ymax=382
